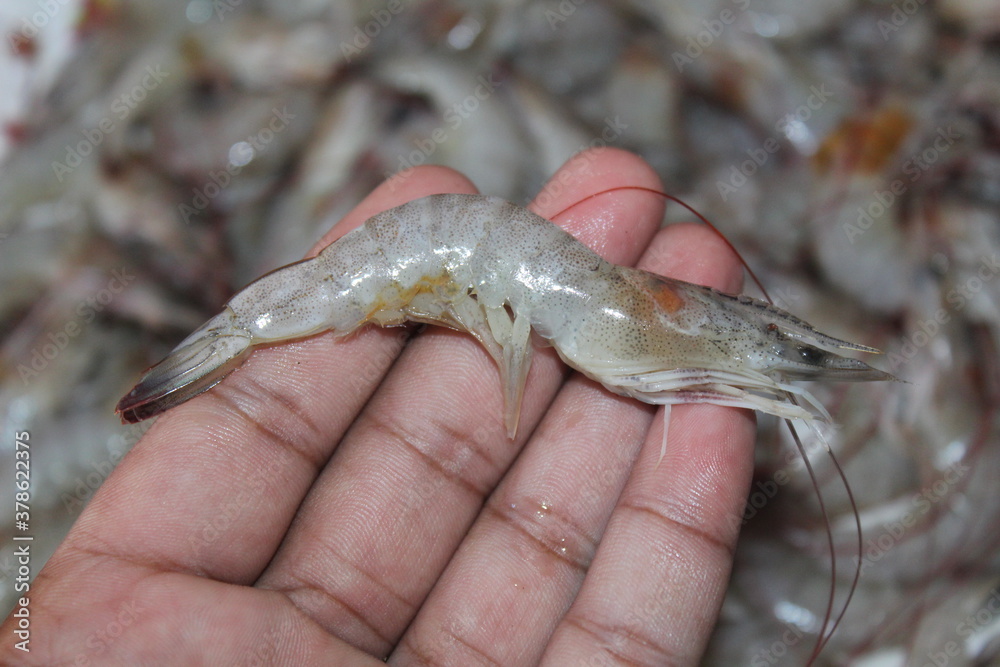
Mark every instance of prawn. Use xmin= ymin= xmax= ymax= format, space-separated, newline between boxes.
xmin=116 ymin=193 xmax=894 ymax=436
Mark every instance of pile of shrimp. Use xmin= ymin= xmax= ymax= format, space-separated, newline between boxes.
xmin=1 ymin=0 xmax=999 ymax=664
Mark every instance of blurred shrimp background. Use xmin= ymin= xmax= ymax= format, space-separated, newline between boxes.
xmin=1 ymin=0 xmax=998 ymax=663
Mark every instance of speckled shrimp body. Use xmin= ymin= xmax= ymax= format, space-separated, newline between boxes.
xmin=116 ymin=194 xmax=892 ymax=435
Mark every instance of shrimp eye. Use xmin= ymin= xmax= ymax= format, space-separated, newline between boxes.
xmin=797 ymin=345 xmax=825 ymax=365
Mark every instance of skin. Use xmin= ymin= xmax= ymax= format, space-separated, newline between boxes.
xmin=1 ymin=149 xmax=755 ymax=666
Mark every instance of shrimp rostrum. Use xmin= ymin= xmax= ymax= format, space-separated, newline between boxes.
xmin=117 ymin=194 xmax=894 ymax=435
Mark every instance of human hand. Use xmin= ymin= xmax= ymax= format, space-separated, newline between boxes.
xmin=1 ymin=149 xmax=754 ymax=666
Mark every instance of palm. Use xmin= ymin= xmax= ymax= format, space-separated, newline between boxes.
xmin=2 ymin=150 xmax=754 ymax=666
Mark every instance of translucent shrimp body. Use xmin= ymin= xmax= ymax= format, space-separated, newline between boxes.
xmin=116 ymin=194 xmax=893 ymax=435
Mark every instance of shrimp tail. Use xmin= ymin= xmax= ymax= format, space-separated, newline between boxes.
xmin=116 ymin=310 xmax=253 ymax=423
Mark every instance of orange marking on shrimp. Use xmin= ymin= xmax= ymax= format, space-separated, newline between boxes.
xmin=364 ymin=274 xmax=450 ymax=321
xmin=648 ymin=277 xmax=683 ymax=313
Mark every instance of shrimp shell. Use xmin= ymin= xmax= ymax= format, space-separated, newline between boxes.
xmin=116 ymin=194 xmax=894 ymax=436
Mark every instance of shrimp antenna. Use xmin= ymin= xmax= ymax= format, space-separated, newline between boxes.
xmin=787 ymin=417 xmax=836 ymax=664
xmin=785 ymin=407 xmax=862 ymax=666
xmin=554 ymin=185 xmax=864 ymax=662
xmin=817 ymin=446 xmax=863 ymax=659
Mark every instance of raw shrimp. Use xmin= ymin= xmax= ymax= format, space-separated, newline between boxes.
xmin=116 ymin=193 xmax=893 ymax=436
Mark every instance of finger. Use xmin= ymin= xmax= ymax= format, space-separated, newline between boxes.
xmin=539 ymin=226 xmax=756 ymax=666
xmin=388 ymin=221 xmax=747 ymax=665
xmin=2 ymin=574 xmax=387 ymax=666
xmin=255 ymin=148 xmax=666 ymax=656
xmin=30 ymin=166 xmax=477 ymax=612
